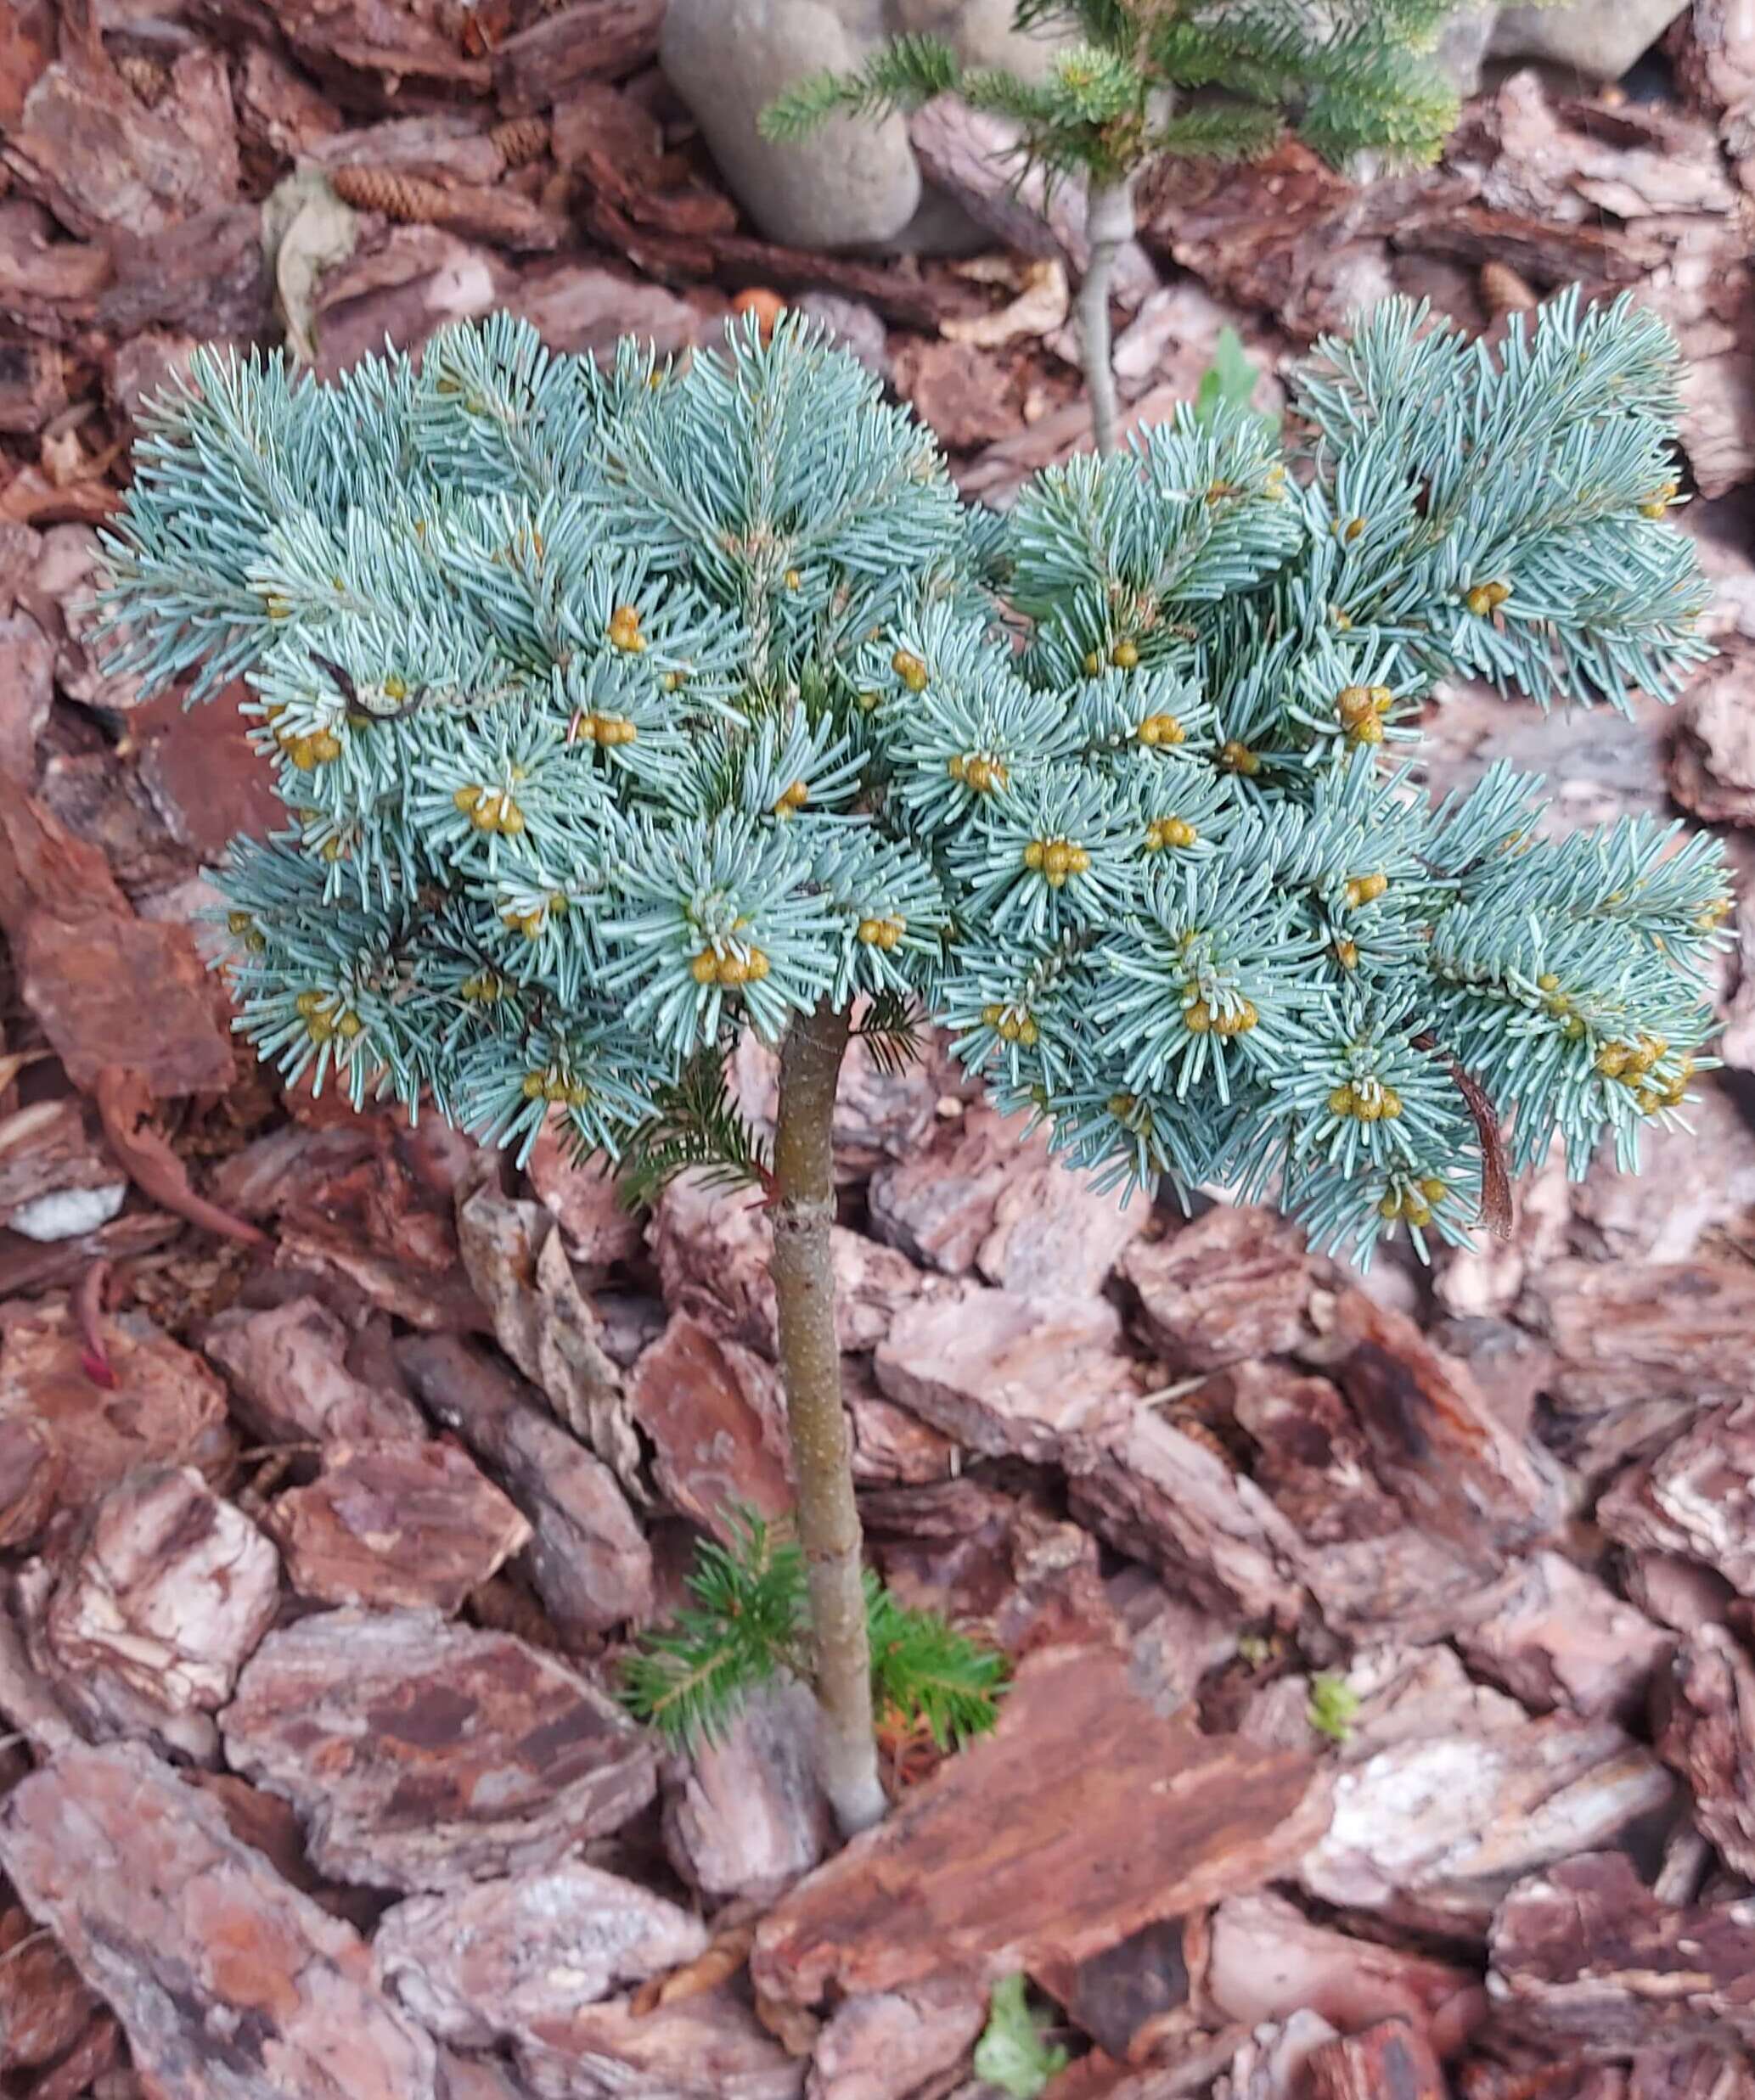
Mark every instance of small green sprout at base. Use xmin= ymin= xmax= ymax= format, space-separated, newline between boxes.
xmin=1307 ymin=1670 xmax=1362 ymax=1745
xmin=620 ymin=1509 xmax=1007 ymax=1757
xmin=974 ymin=1973 xmax=1070 ymax=2100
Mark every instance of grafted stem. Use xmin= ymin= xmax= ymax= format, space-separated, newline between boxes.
xmin=770 ymin=997 xmax=886 ymax=1835
xmin=1078 ymin=179 xmax=1135 ymax=457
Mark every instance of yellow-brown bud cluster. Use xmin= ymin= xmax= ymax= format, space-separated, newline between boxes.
xmin=1595 ymin=1034 xmax=1690 ymax=1112
xmin=454 ymin=784 xmax=525 ymax=834
xmin=1137 ymin=713 xmax=1184 ymax=748
xmin=521 ymin=1070 xmax=591 ymax=1106
xmin=1022 ymin=838 xmax=1091 ymax=887
xmin=1327 ymin=1081 xmax=1403 ymax=1122
xmin=459 ymin=971 xmax=504 ymax=1004
xmin=294 ymin=989 xmax=362 ymax=1044
xmin=981 ymin=1003 xmax=1038 ymax=1046
xmin=892 ymin=649 xmax=929 ymax=693
xmin=1343 ymin=871 xmax=1388 ymax=909
xmin=501 ymin=894 xmax=565 ymax=941
xmin=608 ymin=604 xmax=646 ymax=653
xmin=857 ymin=916 xmax=906 ymax=950
xmin=1218 ymin=739 xmax=1260 ymax=776
xmin=689 ymin=947 xmax=771 ymax=987
xmin=1640 ymin=480 xmax=1679 ymax=521
xmin=1465 ymin=580 xmax=1512 ymax=617
xmin=773 ymin=779 xmax=809 ymax=817
xmin=1184 ymin=997 xmax=1257 ymax=1036
xmin=1145 ymin=816 xmax=1197 ymax=851
xmin=1336 ymin=684 xmax=1395 ymax=746
xmin=1380 ymin=1176 xmax=1447 ymax=1227
xmin=571 ymin=712 xmax=638 ymax=748
xmin=947 ymin=752 xmax=1008 ymax=795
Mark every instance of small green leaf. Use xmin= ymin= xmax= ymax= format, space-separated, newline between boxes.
xmin=1307 ymin=1670 xmax=1361 ymax=1744
xmin=1194 ymin=327 xmax=1277 ymax=431
xmin=973 ymin=1974 xmax=1068 ymax=2100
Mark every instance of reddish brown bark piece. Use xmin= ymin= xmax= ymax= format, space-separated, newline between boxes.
xmin=628 ymin=1312 xmax=791 ymax=1533
xmin=0 ymin=1900 xmax=96 ymax=2073
xmin=250 ymin=0 xmax=492 ymax=107
xmin=1302 ymin=2018 xmax=1447 ymax=2100
xmin=662 ymin=1680 xmax=832 ymax=1902
xmin=492 ymin=0 xmax=667 ymax=113
xmin=841 ymin=1355 xmax=957 ymax=1488
xmin=455 ymin=1176 xmax=638 ymax=1477
xmin=3 ymin=42 xmax=240 ymax=240
xmin=0 ymin=1412 xmax=59 ymax=1551
xmin=1065 ymin=1406 xmax=1305 ymax=1625
xmin=524 ymin=1129 xmax=644 ymax=1272
xmin=1654 ymin=1626 xmax=1755 ymax=1878
xmin=1206 ymin=1893 xmax=1482 ymax=2058
xmin=1302 ymin=1700 xmax=1674 ymax=1936
xmin=42 ymin=1465 xmax=279 ymax=1718
xmin=1599 ymin=1398 xmax=1755 ymax=1597
xmin=0 ymin=1740 xmax=437 ymax=2097
xmin=221 ymin=1608 xmax=657 ymax=1891
xmin=398 ymin=1334 xmax=653 ymax=1636
xmin=1489 ymin=1851 xmax=1755 ymax=2054
xmin=752 ymin=1644 xmax=1327 ymax=2009
xmin=865 ymin=1103 xmax=1051 ymax=1273
xmin=375 ymin=1861 xmax=709 ymax=2048
xmin=809 ymin=1982 xmax=987 ymax=2100
xmin=0 ymin=792 xmax=230 ymax=1099
xmin=264 ymin=1440 xmax=531 ymax=1614
xmin=512 ymin=1987 xmax=804 ymax=2100
xmin=1118 ymin=1207 xmax=1315 ymax=1372
xmin=1456 ymin=1550 xmax=1673 ymax=1721
xmin=1301 ymin=1286 xmax=1562 ymax=1555
xmin=0 ymin=1096 xmax=121 ymax=1230
xmin=866 ymin=1102 xmax=1142 ymax=1295
xmin=875 ymin=1287 xmax=1137 ymax=1464
xmin=203 ymin=1296 xmax=428 ymax=1447
xmin=0 ymin=1301 xmax=231 ymax=1514
xmin=1521 ymin=1258 xmax=1755 ymax=1411
xmin=651 ymin=1170 xmax=933 ymax=1356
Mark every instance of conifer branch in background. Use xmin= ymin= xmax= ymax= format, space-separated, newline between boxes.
xmin=761 ymin=0 xmax=1516 ymax=452
xmin=96 ymin=292 xmax=1724 ymax=1835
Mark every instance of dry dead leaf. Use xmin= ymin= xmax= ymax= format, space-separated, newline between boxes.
xmin=942 ymin=258 xmax=1070 ymax=349
xmin=631 ymin=1922 xmax=757 ymax=2017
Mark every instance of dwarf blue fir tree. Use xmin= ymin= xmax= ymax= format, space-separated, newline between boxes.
xmin=98 ymin=293 xmax=1726 ymax=1831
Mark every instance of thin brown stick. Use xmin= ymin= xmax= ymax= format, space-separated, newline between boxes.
xmin=770 ymin=999 xmax=886 ymax=1835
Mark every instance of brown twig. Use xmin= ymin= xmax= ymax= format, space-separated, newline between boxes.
xmin=93 ymin=1067 xmax=270 ymax=1250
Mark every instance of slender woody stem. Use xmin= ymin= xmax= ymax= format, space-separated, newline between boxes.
xmin=1078 ymin=179 xmax=1134 ymax=457
xmin=770 ymin=998 xmax=886 ymax=1835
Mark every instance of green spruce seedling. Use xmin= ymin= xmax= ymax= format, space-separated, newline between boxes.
xmin=98 ymin=291 xmax=1724 ymax=1833
xmin=762 ymin=0 xmax=1491 ymax=453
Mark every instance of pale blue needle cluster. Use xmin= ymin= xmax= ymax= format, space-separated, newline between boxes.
xmin=98 ymin=293 xmax=1728 ymax=1266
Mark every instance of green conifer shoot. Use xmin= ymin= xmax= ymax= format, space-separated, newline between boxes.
xmin=98 ymin=295 xmax=1724 ymax=1828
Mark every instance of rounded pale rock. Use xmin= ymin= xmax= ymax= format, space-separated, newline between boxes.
xmin=661 ymin=0 xmax=923 ymax=250
xmin=1490 ymin=0 xmax=1690 ymax=81
xmin=660 ymin=0 xmax=1064 ymax=251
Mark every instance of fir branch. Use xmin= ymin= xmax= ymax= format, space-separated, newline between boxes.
xmin=757 ymin=34 xmax=963 ymax=140
xmin=619 ymin=1048 xmax=773 ymax=1210
xmin=851 ymin=988 xmax=926 ymax=1076
xmin=618 ymin=1511 xmax=811 ymax=1751
xmin=866 ymin=1579 xmax=1010 ymax=1749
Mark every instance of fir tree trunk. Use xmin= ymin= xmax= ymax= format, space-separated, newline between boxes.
xmin=770 ymin=997 xmax=886 ymax=1835
xmin=1078 ymin=180 xmax=1134 ymax=457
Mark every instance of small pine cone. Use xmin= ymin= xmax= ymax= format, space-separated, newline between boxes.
xmin=490 ymin=115 xmax=550 ymax=170
xmin=114 ymin=52 xmax=171 ymax=106
xmin=329 ymin=164 xmax=453 ymax=224
xmin=1479 ymin=259 xmax=1538 ymax=323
